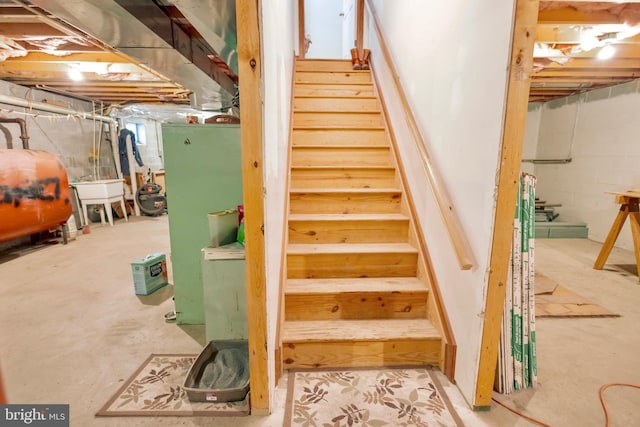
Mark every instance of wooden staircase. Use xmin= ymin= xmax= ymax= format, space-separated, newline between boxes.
xmin=281 ymin=58 xmax=447 ymax=371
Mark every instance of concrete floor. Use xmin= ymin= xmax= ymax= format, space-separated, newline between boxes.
xmin=1 ymin=215 xmax=639 ymax=426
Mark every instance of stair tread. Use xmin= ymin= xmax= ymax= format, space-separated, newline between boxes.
xmin=290 ymin=187 xmax=400 ymax=193
xmin=295 ymin=82 xmax=373 ymax=86
xmin=282 ymin=319 xmax=440 ymax=342
xmin=291 ymin=165 xmax=393 ymax=169
xmin=295 ymin=95 xmax=377 ymax=99
xmin=286 ymin=277 xmax=426 ymax=294
xmin=296 ymin=70 xmax=371 ymax=74
xmin=287 ymin=243 xmax=417 ymax=254
xmin=289 ymin=213 xmax=408 ymax=221
xmin=293 ymin=126 xmax=385 ymax=130
xmin=292 ymin=145 xmax=389 ymax=149
xmin=295 ymin=110 xmax=379 ymax=114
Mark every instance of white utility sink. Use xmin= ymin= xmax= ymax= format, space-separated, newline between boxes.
xmin=72 ymin=179 xmax=127 ymax=227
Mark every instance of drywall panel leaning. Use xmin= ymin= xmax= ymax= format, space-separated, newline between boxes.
xmin=496 ymin=173 xmax=537 ymax=394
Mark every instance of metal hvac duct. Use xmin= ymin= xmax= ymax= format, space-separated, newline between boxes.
xmin=29 ymin=0 xmax=235 ymax=109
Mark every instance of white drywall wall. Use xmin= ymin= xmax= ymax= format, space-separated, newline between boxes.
xmin=368 ymin=0 xmax=514 ymax=406
xmin=262 ymin=0 xmax=295 ymax=410
xmin=305 ymin=0 xmax=343 ymax=58
xmin=533 ymin=81 xmax=640 ymax=250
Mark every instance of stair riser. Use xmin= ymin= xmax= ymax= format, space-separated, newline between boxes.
xmin=293 ymin=129 xmax=387 ymax=146
xmin=282 ymin=340 xmax=441 ymax=368
xmin=291 ymin=168 xmax=396 ymax=189
xmin=294 ymin=112 xmax=383 ymax=128
xmin=296 ymin=71 xmax=371 ymax=84
xmin=295 ymin=85 xmax=375 ymax=97
xmin=294 ymin=97 xmax=379 ymax=112
xmin=289 ymin=219 xmax=409 ymax=244
xmin=292 ymin=147 xmax=392 ymax=167
xmin=285 ymin=292 xmax=427 ymax=320
xmin=287 ymin=252 xmax=418 ymax=278
xmin=296 ymin=60 xmax=354 ymax=72
xmin=290 ymin=192 xmax=402 ymax=214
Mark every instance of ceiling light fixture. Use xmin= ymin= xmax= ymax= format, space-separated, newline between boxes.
xmin=597 ymin=45 xmax=616 ymax=60
xmin=68 ymin=68 xmax=83 ymax=81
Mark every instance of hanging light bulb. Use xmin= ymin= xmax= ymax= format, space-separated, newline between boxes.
xmin=597 ymin=44 xmax=616 ymax=60
xmin=67 ymin=67 xmax=83 ymax=81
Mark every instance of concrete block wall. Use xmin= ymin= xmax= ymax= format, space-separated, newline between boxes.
xmin=526 ymin=80 xmax=640 ymax=250
xmin=0 ymin=81 xmax=117 ymax=181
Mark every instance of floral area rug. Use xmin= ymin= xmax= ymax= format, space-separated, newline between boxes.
xmin=284 ymin=367 xmax=464 ymax=427
xmin=96 ymin=354 xmax=249 ymax=417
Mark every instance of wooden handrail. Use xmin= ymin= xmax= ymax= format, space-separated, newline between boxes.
xmin=364 ymin=0 xmax=475 ymax=270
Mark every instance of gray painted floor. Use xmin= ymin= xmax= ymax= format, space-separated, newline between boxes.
xmin=1 ymin=215 xmax=639 ymax=426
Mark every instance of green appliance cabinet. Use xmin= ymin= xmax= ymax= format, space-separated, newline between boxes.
xmin=201 ymin=243 xmax=247 ymax=341
xmin=162 ymin=124 xmax=242 ymax=324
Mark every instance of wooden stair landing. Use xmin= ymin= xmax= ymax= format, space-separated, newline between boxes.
xmin=282 ymin=59 xmax=443 ymax=371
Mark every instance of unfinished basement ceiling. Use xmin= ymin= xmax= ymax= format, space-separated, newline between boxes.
xmin=2 ymin=0 xmax=640 ymax=106
xmin=0 ymin=0 xmax=237 ymax=110
xmin=533 ymin=1 xmax=640 ymax=102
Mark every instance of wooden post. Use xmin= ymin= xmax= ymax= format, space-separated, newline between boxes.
xmin=356 ymin=0 xmax=364 ymax=56
xmin=474 ymin=0 xmax=539 ymax=409
xmin=236 ymin=0 xmax=270 ymax=414
xmin=298 ymin=0 xmax=305 ymax=58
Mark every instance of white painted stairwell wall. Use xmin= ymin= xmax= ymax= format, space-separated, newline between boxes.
xmin=261 ymin=0 xmax=296 ymax=409
xmin=368 ymin=0 xmax=516 ymax=406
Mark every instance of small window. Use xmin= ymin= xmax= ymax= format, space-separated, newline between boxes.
xmin=125 ymin=122 xmax=146 ymax=145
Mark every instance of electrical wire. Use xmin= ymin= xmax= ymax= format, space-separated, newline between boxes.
xmin=599 ymin=383 xmax=640 ymax=427
xmin=492 ymin=382 xmax=640 ymax=427
xmin=491 ymin=397 xmax=553 ymax=427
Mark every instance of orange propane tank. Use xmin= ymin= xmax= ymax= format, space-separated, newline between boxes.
xmin=0 ymin=150 xmax=72 ymax=242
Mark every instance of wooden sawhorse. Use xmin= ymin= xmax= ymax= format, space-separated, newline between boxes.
xmin=594 ymin=190 xmax=640 ymax=279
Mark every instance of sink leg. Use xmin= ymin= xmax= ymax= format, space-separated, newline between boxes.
xmin=104 ymin=203 xmax=114 ymax=226
xmin=81 ymin=203 xmax=89 ymax=227
xmin=99 ymin=205 xmax=106 ymax=226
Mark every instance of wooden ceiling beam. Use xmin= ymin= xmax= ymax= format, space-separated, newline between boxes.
xmin=571 ymin=43 xmax=640 ymax=59
xmin=536 ymin=25 xmax=640 ymax=45
xmin=2 ymin=79 xmax=181 ymax=88
xmin=538 ymin=7 xmax=624 ymax=25
xmin=532 ymin=76 xmax=636 ymax=83
xmin=0 ymin=22 xmax=66 ymax=37
xmin=534 ymin=69 xmax=640 ymax=77
xmin=46 ymin=87 xmax=189 ymax=94
xmin=542 ymin=57 xmax=640 ymax=69
xmin=3 ymin=51 xmax=128 ymax=63
xmin=0 ymin=61 xmax=149 ymax=74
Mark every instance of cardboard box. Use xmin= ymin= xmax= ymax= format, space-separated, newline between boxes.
xmin=131 ymin=253 xmax=168 ymax=295
xmin=207 ymin=209 xmax=239 ymax=247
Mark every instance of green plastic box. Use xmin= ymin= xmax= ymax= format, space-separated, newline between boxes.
xmin=131 ymin=253 xmax=169 ymax=295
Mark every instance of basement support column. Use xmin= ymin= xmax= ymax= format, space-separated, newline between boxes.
xmin=236 ymin=0 xmax=270 ymax=414
xmin=474 ymin=0 xmax=539 ymax=409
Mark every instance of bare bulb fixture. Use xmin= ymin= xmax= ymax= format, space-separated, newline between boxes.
xmin=597 ymin=45 xmax=615 ymax=60
xmin=68 ymin=69 xmax=83 ymax=81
